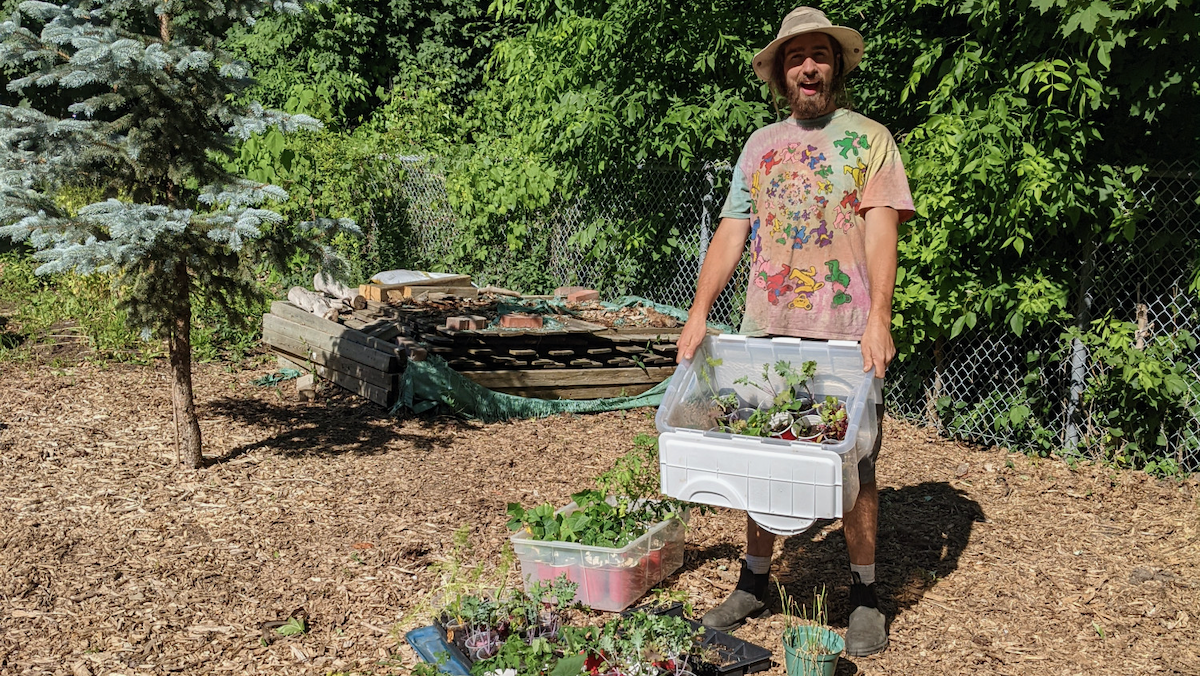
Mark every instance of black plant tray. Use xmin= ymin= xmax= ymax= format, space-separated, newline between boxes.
xmin=623 ymin=602 xmax=773 ymax=676
xmin=690 ymin=622 xmax=773 ymax=676
xmin=433 ymin=614 xmax=477 ymax=668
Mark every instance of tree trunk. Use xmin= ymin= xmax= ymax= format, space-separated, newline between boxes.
xmin=169 ymin=267 xmax=203 ymax=468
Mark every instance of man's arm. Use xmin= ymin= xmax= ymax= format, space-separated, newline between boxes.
xmin=676 ymin=217 xmax=751 ymax=362
xmin=861 ymin=206 xmax=899 ymax=377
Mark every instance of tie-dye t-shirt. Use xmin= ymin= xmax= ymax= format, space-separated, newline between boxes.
xmin=719 ymin=109 xmax=914 ymax=341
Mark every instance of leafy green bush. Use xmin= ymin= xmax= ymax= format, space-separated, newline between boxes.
xmin=1070 ymin=318 xmax=1200 ymax=474
xmin=0 ymin=252 xmax=266 ymax=364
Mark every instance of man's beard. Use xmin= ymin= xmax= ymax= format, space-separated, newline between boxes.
xmin=787 ymin=76 xmax=835 ymax=119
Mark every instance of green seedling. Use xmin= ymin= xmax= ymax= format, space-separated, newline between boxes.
xmin=275 ymin=616 xmax=307 ymax=637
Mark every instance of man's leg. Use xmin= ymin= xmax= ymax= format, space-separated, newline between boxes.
xmin=844 ymin=403 xmax=887 ymax=657
xmin=700 ymin=515 xmax=776 ymax=631
xmin=747 ymin=514 xmax=777 ymax=558
xmin=844 ymin=481 xmax=878 ymax=566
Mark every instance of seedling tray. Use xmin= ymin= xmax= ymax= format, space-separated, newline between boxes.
xmin=405 ymin=625 xmax=472 ymax=675
xmin=692 ymin=623 xmax=773 ymax=676
xmin=621 ymin=603 xmax=773 ymax=676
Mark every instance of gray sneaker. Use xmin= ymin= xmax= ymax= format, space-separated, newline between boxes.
xmin=700 ymin=590 xmax=770 ymax=632
xmin=845 ymin=583 xmax=888 ymax=656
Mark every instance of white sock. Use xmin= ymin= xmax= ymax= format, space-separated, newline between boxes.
xmin=744 ymin=554 xmax=772 ymax=575
xmin=850 ymin=563 xmax=875 ymax=586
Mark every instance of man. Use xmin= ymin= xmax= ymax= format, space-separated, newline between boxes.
xmin=675 ymin=7 xmax=913 ymax=657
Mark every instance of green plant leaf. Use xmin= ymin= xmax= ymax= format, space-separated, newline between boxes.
xmin=275 ymin=617 xmax=306 ymax=636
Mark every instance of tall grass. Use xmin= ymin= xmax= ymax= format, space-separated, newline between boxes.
xmin=0 ymin=251 xmax=266 ymax=364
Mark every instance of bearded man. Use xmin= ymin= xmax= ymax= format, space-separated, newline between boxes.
xmin=674 ymin=7 xmax=914 ymax=657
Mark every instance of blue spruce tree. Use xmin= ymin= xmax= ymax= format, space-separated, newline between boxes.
xmin=0 ymin=0 xmax=357 ymax=468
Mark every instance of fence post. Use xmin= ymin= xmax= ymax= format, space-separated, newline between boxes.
xmin=698 ymin=163 xmax=716 ymax=269
xmin=1064 ymin=233 xmax=1097 ymax=455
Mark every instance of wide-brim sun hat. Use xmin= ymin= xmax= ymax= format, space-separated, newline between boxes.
xmin=752 ymin=6 xmax=865 ymax=82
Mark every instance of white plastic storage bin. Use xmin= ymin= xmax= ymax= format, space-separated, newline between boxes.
xmin=655 ymin=335 xmax=881 ymax=535
xmin=510 ymin=502 xmax=689 ymax=612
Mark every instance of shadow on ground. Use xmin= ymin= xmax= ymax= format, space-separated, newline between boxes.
xmin=200 ymin=389 xmax=479 ymax=464
xmin=771 ymin=481 xmax=984 ymax=629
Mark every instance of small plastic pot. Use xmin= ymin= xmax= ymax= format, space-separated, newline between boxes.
xmin=782 ymin=626 xmax=844 ymax=676
xmin=789 ymin=414 xmax=824 ymax=442
xmin=537 ymin=563 xmax=578 ymax=587
xmin=724 ymin=407 xmax=757 ymax=424
xmin=581 ymin=566 xmax=611 ymax=607
xmin=464 ymin=629 xmax=502 ymax=661
xmin=604 ymin=565 xmax=648 ymax=609
xmin=645 ymin=546 xmax=663 ymax=583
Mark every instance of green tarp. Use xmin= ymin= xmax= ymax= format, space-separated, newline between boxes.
xmin=394 ymin=355 xmax=672 ymax=422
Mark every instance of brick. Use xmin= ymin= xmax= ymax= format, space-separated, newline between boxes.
xmin=445 ymin=316 xmax=473 ymax=331
xmin=567 ymin=289 xmax=600 ymax=302
xmin=296 ymin=374 xmax=316 ymax=401
xmin=396 ymin=337 xmax=427 ymax=361
xmin=467 ymin=315 xmax=489 ymax=330
xmin=554 ymin=285 xmax=587 ymax=298
xmin=499 ymin=313 xmax=544 ymax=329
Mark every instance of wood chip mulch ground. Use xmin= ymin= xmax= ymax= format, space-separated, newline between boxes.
xmin=1 ymin=359 xmax=1197 ymax=676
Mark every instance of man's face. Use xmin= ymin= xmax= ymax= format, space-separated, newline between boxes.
xmin=781 ymin=33 xmax=839 ymax=119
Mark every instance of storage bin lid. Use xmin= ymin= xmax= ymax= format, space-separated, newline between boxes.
xmin=749 ymin=511 xmax=816 ymax=536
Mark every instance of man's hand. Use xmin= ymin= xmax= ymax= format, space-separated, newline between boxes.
xmin=676 ymin=315 xmax=709 ymax=363
xmin=860 ymin=319 xmax=895 ymax=378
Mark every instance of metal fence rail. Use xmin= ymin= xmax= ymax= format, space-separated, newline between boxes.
xmin=361 ymin=157 xmax=1200 ymax=471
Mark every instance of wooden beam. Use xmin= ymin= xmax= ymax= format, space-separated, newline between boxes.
xmin=263 ymin=328 xmax=399 ymax=388
xmin=399 ymin=285 xmax=478 ymax=300
xmin=270 ymin=301 xmax=402 ymax=357
xmin=461 ymin=366 xmax=674 ymax=389
xmin=360 ymin=275 xmax=473 ymax=301
xmin=274 ymin=353 xmax=395 ymax=407
xmin=263 ymin=314 xmax=400 ymax=373
xmin=485 ymin=383 xmax=659 ymax=400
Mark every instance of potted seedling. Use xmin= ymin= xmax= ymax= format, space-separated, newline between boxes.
xmin=711 ymin=390 xmax=742 ymax=420
xmin=816 ymin=396 xmax=849 ymax=443
xmin=465 ymin=626 xmax=504 ymax=661
xmin=789 ymin=412 xmax=825 ymax=441
xmin=436 ymin=575 xmax=579 ymax=666
xmin=567 ymin=611 xmax=703 ymax=676
xmin=779 ymin=584 xmax=843 ymax=676
xmin=705 ymin=360 xmax=828 ymax=439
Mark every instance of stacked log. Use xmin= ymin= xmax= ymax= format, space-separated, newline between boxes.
xmin=262 ymin=301 xmax=404 ymax=407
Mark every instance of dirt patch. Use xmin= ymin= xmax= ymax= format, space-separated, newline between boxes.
xmin=0 ymin=359 xmax=1197 ymax=675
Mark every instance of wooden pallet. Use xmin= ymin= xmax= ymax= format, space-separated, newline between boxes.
xmin=262 ymin=297 xmax=697 ymax=404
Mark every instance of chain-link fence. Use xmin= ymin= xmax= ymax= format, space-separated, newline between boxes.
xmin=361 ymin=157 xmax=1200 ymax=471
xmin=359 ymin=156 xmax=751 ymax=327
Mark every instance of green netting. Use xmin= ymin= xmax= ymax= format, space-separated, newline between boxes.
xmin=394 ymin=355 xmax=671 ymax=421
xmin=391 ymin=296 xmax=719 ymax=421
